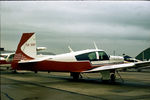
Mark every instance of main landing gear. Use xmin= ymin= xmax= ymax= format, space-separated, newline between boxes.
xmin=70 ymin=71 xmax=117 ymax=82
xmin=12 ymin=70 xmax=17 ymax=73
xmin=70 ymin=70 xmax=124 ymax=83
xmin=70 ymin=72 xmax=82 ymax=80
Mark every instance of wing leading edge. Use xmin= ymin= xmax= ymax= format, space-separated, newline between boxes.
xmin=83 ymin=61 xmax=150 ymax=73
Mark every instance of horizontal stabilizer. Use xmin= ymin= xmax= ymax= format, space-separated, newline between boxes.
xmin=19 ymin=56 xmax=51 ymax=63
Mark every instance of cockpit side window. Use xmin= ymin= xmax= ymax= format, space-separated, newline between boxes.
xmin=7 ymin=54 xmax=15 ymax=62
xmin=98 ymin=51 xmax=109 ymax=60
xmin=75 ymin=52 xmax=97 ymax=61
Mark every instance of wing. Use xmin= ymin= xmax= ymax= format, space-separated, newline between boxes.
xmin=83 ymin=61 xmax=150 ymax=72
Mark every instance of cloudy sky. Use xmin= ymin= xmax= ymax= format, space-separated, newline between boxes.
xmin=1 ymin=1 xmax=150 ymax=57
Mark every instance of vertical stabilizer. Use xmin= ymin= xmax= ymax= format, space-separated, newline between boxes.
xmin=12 ymin=33 xmax=37 ymax=70
xmin=14 ymin=33 xmax=37 ymax=61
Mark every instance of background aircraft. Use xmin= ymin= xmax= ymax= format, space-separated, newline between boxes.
xmin=11 ymin=33 xmax=150 ymax=82
xmin=0 ymin=53 xmax=14 ymax=65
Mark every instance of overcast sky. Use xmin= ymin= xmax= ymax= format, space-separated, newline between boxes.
xmin=1 ymin=1 xmax=150 ymax=57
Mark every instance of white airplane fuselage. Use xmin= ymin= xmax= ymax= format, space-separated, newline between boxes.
xmin=43 ymin=49 xmax=124 ymax=66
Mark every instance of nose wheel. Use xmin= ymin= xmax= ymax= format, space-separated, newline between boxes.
xmin=100 ymin=70 xmax=117 ymax=83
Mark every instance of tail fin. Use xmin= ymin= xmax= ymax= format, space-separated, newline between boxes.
xmin=14 ymin=33 xmax=37 ymax=61
xmin=12 ymin=33 xmax=37 ymax=70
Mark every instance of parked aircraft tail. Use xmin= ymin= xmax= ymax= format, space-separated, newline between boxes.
xmin=11 ymin=33 xmax=37 ymax=69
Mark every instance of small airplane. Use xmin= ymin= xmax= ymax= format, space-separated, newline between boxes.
xmin=0 ymin=53 xmax=15 ymax=65
xmin=11 ymin=33 xmax=150 ymax=82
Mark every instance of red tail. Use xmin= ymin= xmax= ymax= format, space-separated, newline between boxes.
xmin=11 ymin=33 xmax=36 ymax=70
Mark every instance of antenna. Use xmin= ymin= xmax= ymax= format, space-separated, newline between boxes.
xmin=93 ymin=41 xmax=98 ymax=50
xmin=68 ymin=46 xmax=74 ymax=52
xmin=113 ymin=50 xmax=115 ymax=56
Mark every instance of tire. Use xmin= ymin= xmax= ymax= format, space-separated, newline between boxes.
xmin=110 ymin=74 xmax=116 ymax=82
xmin=70 ymin=72 xmax=80 ymax=80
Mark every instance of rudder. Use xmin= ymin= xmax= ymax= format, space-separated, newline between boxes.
xmin=11 ymin=33 xmax=37 ymax=69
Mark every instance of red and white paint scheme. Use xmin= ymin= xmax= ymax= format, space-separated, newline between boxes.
xmin=11 ymin=33 xmax=150 ymax=82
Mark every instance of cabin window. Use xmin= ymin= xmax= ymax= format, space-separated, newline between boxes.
xmin=75 ymin=52 xmax=97 ymax=61
xmin=98 ymin=51 xmax=109 ymax=60
xmin=7 ymin=54 xmax=15 ymax=62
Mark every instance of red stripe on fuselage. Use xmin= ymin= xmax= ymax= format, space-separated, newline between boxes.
xmin=0 ymin=60 xmax=11 ymax=64
xmin=14 ymin=60 xmax=126 ymax=72
xmin=16 ymin=60 xmax=92 ymax=72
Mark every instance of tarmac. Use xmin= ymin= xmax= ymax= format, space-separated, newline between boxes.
xmin=1 ymin=68 xmax=150 ymax=100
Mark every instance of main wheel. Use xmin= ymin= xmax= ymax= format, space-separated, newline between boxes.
xmin=12 ymin=70 xmax=17 ymax=73
xmin=70 ymin=72 xmax=80 ymax=80
xmin=110 ymin=74 xmax=116 ymax=82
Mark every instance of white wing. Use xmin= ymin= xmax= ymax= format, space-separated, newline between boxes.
xmin=83 ymin=61 xmax=150 ymax=72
